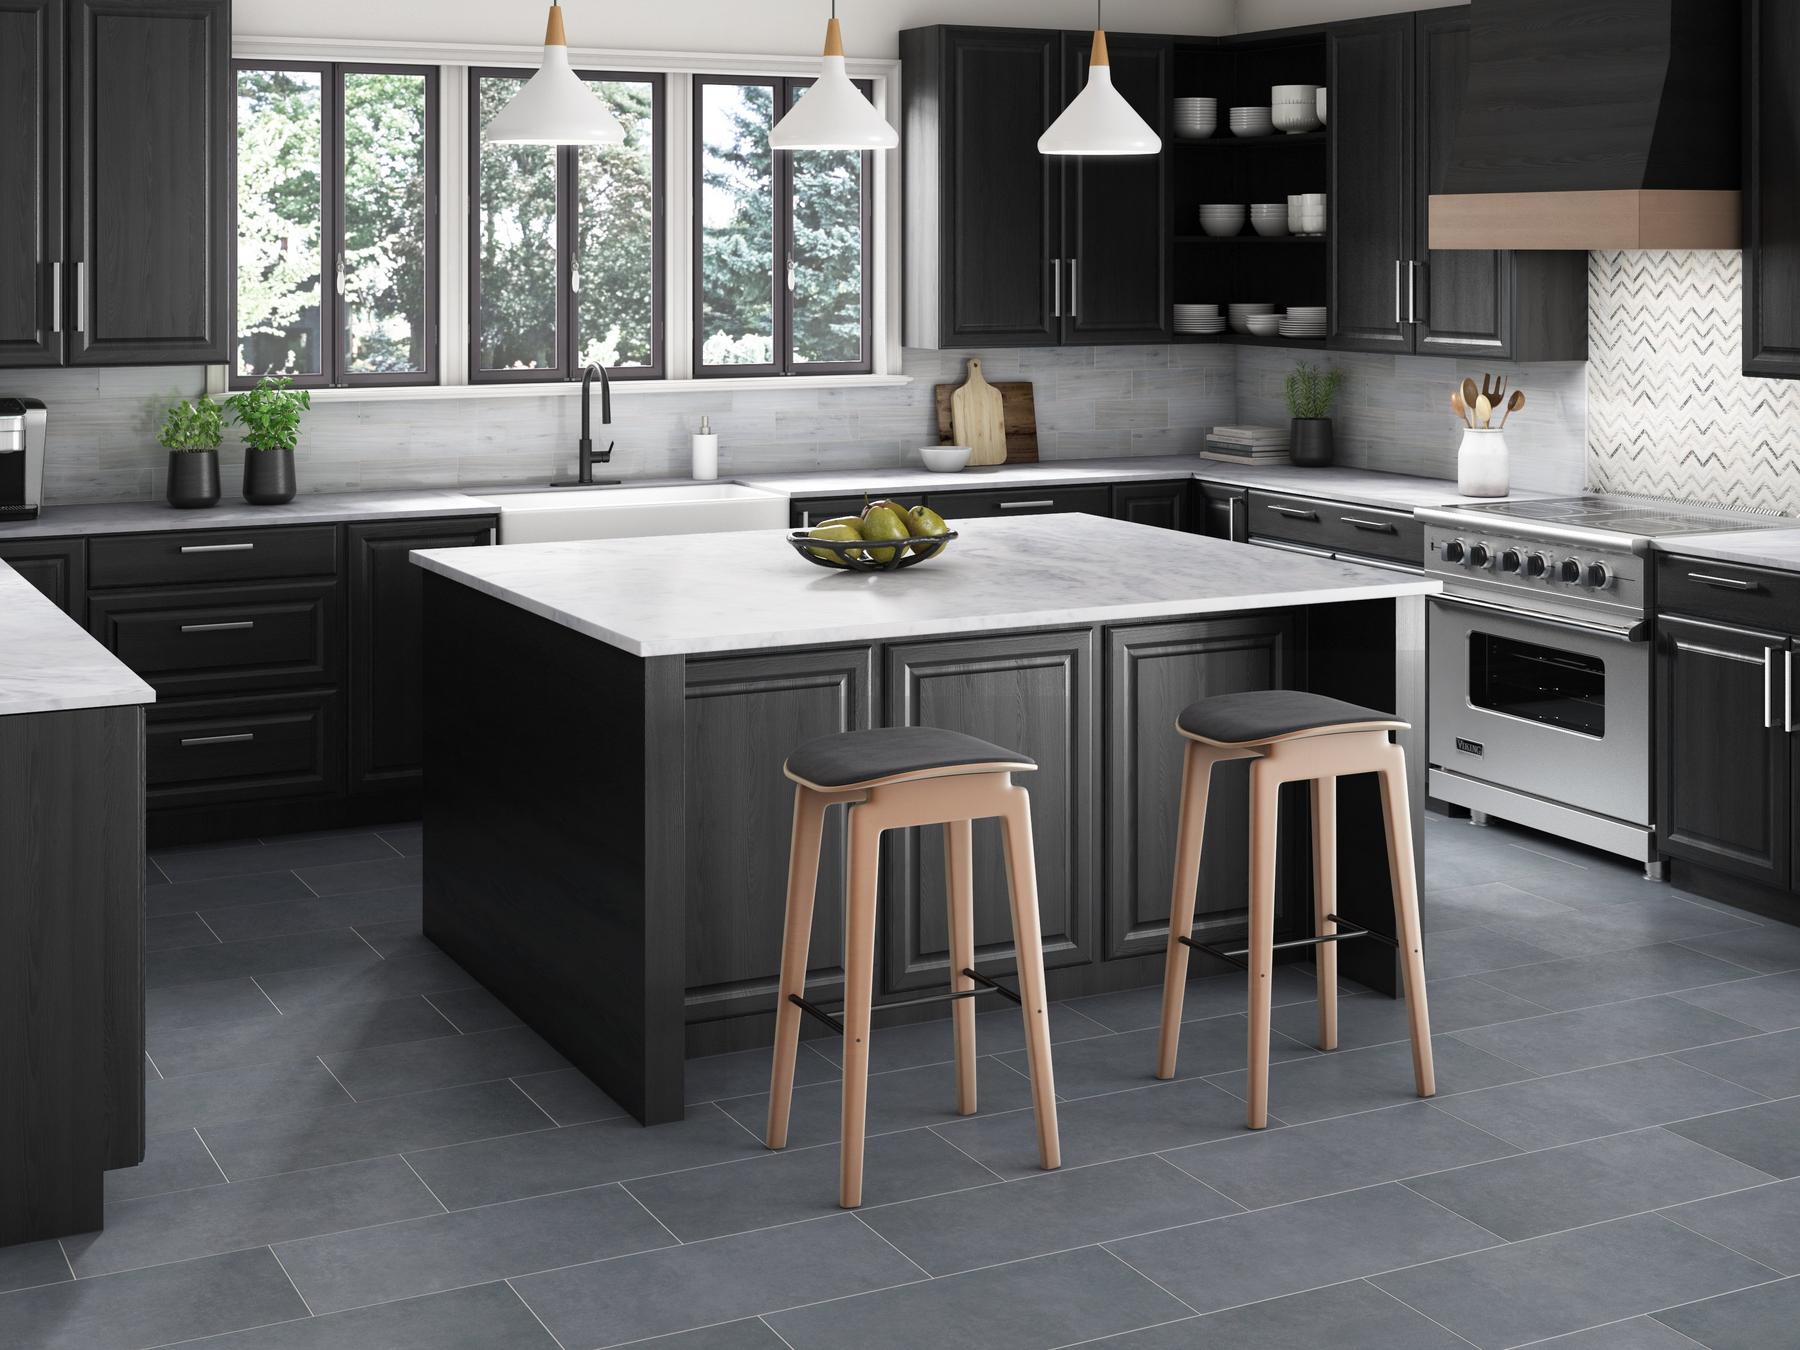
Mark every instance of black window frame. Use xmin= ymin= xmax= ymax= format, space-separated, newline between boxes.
xmin=230 ymin=60 xmax=441 ymax=390
xmin=468 ymin=66 xmax=667 ymax=384
xmin=692 ymin=75 xmax=875 ymax=379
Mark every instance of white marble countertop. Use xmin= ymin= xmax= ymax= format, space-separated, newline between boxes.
xmin=0 ymin=489 xmax=497 ymax=541
xmin=0 ymin=562 xmax=155 ymax=717
xmin=412 ymin=513 xmax=1441 ymax=658
xmin=1657 ymin=527 xmax=1800 ymax=573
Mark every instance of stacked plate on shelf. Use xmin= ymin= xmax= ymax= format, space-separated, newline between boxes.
xmin=1174 ymin=97 xmax=1217 ymax=140
xmin=1228 ymin=105 xmax=1273 ymax=138
xmin=1271 ymin=84 xmax=1322 ymax=134
xmin=1198 ymin=203 xmax=1247 ymax=237
xmin=1174 ymin=303 xmax=1225 ymax=335
xmin=1228 ymin=302 xmax=1275 ymax=334
xmin=1278 ymin=306 xmax=1327 ymax=338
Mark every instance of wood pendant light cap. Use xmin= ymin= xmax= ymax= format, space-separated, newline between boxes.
xmin=544 ymin=3 xmax=567 ymax=46
xmin=1090 ymin=28 xmax=1110 ymax=66
xmin=823 ymin=16 xmax=845 ymax=57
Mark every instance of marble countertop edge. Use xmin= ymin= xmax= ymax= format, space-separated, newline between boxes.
xmin=0 ymin=562 xmax=155 ymax=718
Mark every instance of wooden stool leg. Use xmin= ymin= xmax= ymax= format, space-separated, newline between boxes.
xmin=768 ymin=787 xmax=828 ymax=1150
xmin=999 ymin=786 xmax=1061 ymax=1171
xmin=1246 ymin=759 xmax=1280 ymax=1130
xmin=1378 ymin=745 xmax=1436 ymax=1099
xmin=1157 ymin=743 xmax=1216 ymax=1080
xmin=1311 ymin=775 xmax=1339 ymax=1052
xmin=944 ymin=818 xmax=978 ymax=1115
xmin=838 ymin=806 xmax=883 ymax=1208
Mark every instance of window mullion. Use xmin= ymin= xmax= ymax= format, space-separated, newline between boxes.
xmin=561 ymin=143 xmax=577 ymax=379
xmin=777 ymin=79 xmax=795 ymax=378
xmin=327 ymin=62 xmax=345 ymax=387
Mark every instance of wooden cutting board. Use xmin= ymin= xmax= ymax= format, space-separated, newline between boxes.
xmin=947 ymin=359 xmax=1008 ymax=465
xmin=935 ymin=368 xmax=1038 ymax=465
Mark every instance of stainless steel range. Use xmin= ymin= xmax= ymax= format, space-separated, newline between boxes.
xmin=1415 ymin=494 xmax=1791 ymax=876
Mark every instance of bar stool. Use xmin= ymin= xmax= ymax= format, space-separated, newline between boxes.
xmin=766 ymin=726 xmax=1061 ymax=1207
xmin=1154 ymin=690 xmax=1434 ymax=1129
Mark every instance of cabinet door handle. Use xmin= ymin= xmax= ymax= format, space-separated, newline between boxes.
xmin=998 ymin=499 xmax=1055 ymax=510
xmin=1341 ymin=515 xmax=1398 ymax=533
xmin=180 ymin=620 xmax=255 ymax=633
xmin=1766 ymin=647 xmax=1777 ymax=730
xmin=1267 ymin=504 xmax=1319 ymax=521
xmin=1408 ymin=260 xmax=1418 ymax=323
xmin=181 ymin=732 xmax=254 ymax=747
xmin=75 ymin=261 xmax=85 ymax=334
xmin=1069 ymin=258 xmax=1078 ymax=318
xmin=1787 ymin=648 xmax=1794 ymax=734
xmin=179 ymin=542 xmax=255 ymax=554
xmin=49 ymin=261 xmax=61 ymax=334
xmin=1688 ymin=572 xmax=1756 ymax=591
xmin=1394 ymin=260 xmax=1403 ymax=325
xmin=1051 ymin=259 xmax=1061 ymax=319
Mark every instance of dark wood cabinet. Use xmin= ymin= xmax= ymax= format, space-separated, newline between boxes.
xmin=0 ymin=537 xmax=84 ymax=615
xmin=1744 ymin=0 xmax=1800 ymax=378
xmin=1111 ymin=480 xmax=1190 ymax=531
xmin=146 ymin=687 xmax=340 ymax=810
xmin=0 ymin=0 xmax=62 ymax=367
xmin=1197 ymin=482 xmax=1246 ymax=541
xmin=929 ymin=483 xmax=1111 ymax=520
xmin=1328 ymin=15 xmax=1414 ymax=354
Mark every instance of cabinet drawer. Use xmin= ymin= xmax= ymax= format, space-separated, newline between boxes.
xmin=928 ymin=484 xmax=1111 ymax=520
xmin=147 ymin=690 xmax=341 ymax=809
xmin=89 ymin=580 xmax=339 ymax=696
xmin=791 ymin=495 xmax=880 ymax=528
xmin=89 ymin=525 xmax=338 ymax=588
xmin=1247 ymin=490 xmax=1423 ymax=566
xmin=1657 ymin=553 xmax=1800 ymax=630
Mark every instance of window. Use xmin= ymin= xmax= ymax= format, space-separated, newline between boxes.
xmin=233 ymin=62 xmax=438 ymax=387
xmin=694 ymin=77 xmax=873 ymax=376
xmin=470 ymin=69 xmax=664 ymax=382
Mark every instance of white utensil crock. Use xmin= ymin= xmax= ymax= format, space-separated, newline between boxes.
xmin=1457 ymin=428 xmax=1509 ymax=497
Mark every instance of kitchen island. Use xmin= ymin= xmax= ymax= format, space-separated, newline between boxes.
xmin=413 ymin=515 xmax=1439 ymax=1124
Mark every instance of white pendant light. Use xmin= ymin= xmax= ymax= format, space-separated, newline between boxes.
xmin=1038 ymin=6 xmax=1161 ymax=156
xmin=485 ymin=4 xmax=624 ymax=146
xmin=769 ymin=3 xmax=899 ymax=152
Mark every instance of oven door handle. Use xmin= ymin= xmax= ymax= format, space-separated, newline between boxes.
xmin=1432 ymin=593 xmax=1647 ymax=643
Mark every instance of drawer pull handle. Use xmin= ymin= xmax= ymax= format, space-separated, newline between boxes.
xmin=1688 ymin=572 xmax=1757 ymax=591
xmin=180 ymin=732 xmax=254 ymax=747
xmin=179 ymin=542 xmax=256 ymax=554
xmin=180 ymin=620 xmax=255 ymax=633
xmin=1341 ymin=516 xmax=1399 ymax=534
xmin=1267 ymin=505 xmax=1319 ymax=520
xmin=998 ymin=499 xmax=1056 ymax=510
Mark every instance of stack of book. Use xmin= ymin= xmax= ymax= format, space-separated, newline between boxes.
xmin=1200 ymin=425 xmax=1291 ymax=464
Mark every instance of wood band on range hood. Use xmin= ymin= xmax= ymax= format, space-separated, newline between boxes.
xmin=1428 ymin=190 xmax=1742 ymax=251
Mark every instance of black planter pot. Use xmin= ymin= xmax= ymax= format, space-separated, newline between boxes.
xmin=166 ymin=449 xmax=221 ymax=509
xmin=1290 ymin=418 xmax=1335 ymax=467
xmin=242 ymin=447 xmax=297 ymax=505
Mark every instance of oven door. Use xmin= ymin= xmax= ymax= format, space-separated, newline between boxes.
xmin=1429 ymin=594 xmax=1650 ymax=827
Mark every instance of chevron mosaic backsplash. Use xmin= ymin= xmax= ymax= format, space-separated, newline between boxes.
xmin=1588 ymin=249 xmax=1800 ymax=517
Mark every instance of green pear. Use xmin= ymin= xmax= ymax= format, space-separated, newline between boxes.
xmin=859 ymin=506 xmax=910 ymax=564
xmin=806 ymin=519 xmax=863 ymax=563
xmin=866 ymin=499 xmax=924 ymax=536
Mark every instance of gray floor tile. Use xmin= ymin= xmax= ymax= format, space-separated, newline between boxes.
xmin=149 ymin=995 xmax=457 ymax=1078
xmin=769 ymin=1245 xmax=1188 ymax=1350
xmin=200 ymin=886 xmax=421 ymax=943
xmin=1674 ymin=970 xmax=1800 ymax=1033
xmin=685 ymin=1042 xmax=835 ymax=1104
xmin=1109 ymin=1182 xmax=1500 ymax=1315
xmin=1206 ymin=1034 xmax=1532 ymax=1124
xmin=147 ymin=929 xmax=383 ymax=990
xmin=935 ymin=1075 xmax=1257 ymax=1180
xmin=1675 ymin=1028 xmax=1800 ymax=1097
xmin=1531 ymin=1317 xmax=1710 ymax=1348
xmin=626 ymin=1125 xmax=993 ymax=1242
xmin=354 ymin=918 xmax=440 ymax=959
xmin=275 ymin=1182 xmax=675 ymax=1314
xmin=65 ymin=1155 xmax=440 ymax=1277
xmin=405 ymin=1103 xmax=761 ymax=1210
xmin=511 ymin=1066 xmax=629 ymax=1126
xmin=623 ymin=1322 xmax=789 ymax=1350
xmin=806 ymin=1000 xmax=1111 ymax=1072
xmin=1676 ymin=924 xmax=1800 ymax=975
xmin=155 ymin=834 xmax=396 ymax=883
xmin=1666 ymin=1178 xmax=1800 ymax=1276
xmin=513 ymin=1212 xmax=922 ymax=1348
xmin=377 ymin=824 xmax=424 ymax=856
xmin=1482 ymin=897 xmax=1762 ymax=961
xmin=1668 ymin=1096 xmax=1800 ymax=1180
xmin=168 ymin=1282 xmax=559 ymax=1350
xmin=999 ymin=1017 xmax=1315 ymax=1100
xmin=423 ymin=985 xmax=522 ymax=1034
xmin=863 ymin=1153 xmax=1237 ymax=1275
xmin=104 ymin=1127 xmax=225 ymax=1202
xmin=1085 ymin=1280 xmax=1472 ymax=1349
xmin=0 ymin=1240 xmax=70 ymax=1295
xmin=322 ymin=1024 xmax=568 ymax=1100
xmin=1471 ymin=943 xmax=1762 ymax=1013
xmin=1431 ymin=1056 xmax=1768 ymax=1151
xmin=254 ymin=951 xmax=478 ymax=1012
xmin=145 ymin=869 xmax=315 ymax=919
xmin=1419 ymin=925 xmax=1561 ymax=978
xmin=146 ymin=912 xmax=220 ymax=952
xmin=1160 ymin=1099 xmax=1518 ymax=1209
xmin=201 ymin=1078 xmax=552 ymax=1180
xmin=1371 ymin=1213 xmax=1778 ymax=1349
xmin=0 ymin=1247 xmax=308 ymax=1350
xmin=1426 ymin=880 xmax=1584 ymax=932
xmin=1405 ymin=1126 xmax=1773 ymax=1242
xmin=147 ymin=1059 xmax=354 ymax=1134
xmin=1451 ymin=996 xmax=1760 ymax=1076
xmin=1654 ymin=1274 xmax=1800 ymax=1349
xmin=147 ymin=978 xmax=281 ymax=1034
xmin=1272 ymin=977 xmax=1547 ymax=1053
xmin=296 ymin=853 xmax=422 ymax=896
xmin=1065 ymin=965 xmax=1322 ymax=1033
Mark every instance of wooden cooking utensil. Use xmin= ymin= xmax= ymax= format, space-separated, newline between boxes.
xmin=1474 ymin=393 xmax=1493 ymax=428
xmin=1450 ymin=390 xmax=1471 ymax=427
xmin=1461 ymin=377 xmax=1480 ymax=417
xmin=1499 ymin=389 xmax=1525 ymax=428
xmin=950 ymin=358 xmax=1008 ymax=466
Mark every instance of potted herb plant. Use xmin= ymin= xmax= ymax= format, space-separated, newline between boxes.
xmin=1283 ymin=362 xmax=1344 ymax=468
xmin=226 ymin=375 xmax=311 ymax=505
xmin=158 ymin=395 xmax=224 ymax=509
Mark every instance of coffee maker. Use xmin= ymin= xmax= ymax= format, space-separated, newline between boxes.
xmin=0 ymin=397 xmax=46 ymax=521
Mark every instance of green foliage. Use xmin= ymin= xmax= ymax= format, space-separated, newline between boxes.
xmin=226 ymin=376 xmax=312 ymax=453
xmin=1284 ymin=362 xmax=1344 ymax=420
xmin=158 ymin=396 xmax=224 ymax=453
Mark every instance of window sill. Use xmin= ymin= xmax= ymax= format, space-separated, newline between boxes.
xmin=265 ymin=373 xmax=914 ymax=403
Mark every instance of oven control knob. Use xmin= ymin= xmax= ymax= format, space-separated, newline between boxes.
xmin=1559 ymin=557 xmax=1584 ymax=584
xmin=1499 ymin=548 xmax=1523 ymax=573
xmin=1525 ymin=552 xmax=1550 ymax=578
xmin=1468 ymin=543 xmax=1493 ymax=569
xmin=1587 ymin=562 xmax=1614 ymax=590
xmin=1442 ymin=539 xmax=1467 ymax=564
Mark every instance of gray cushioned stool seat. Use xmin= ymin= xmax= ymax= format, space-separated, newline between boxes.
xmin=785 ymin=726 xmax=1036 ymax=789
xmin=1177 ymin=690 xmax=1405 ymax=747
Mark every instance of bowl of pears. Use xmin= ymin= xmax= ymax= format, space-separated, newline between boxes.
xmin=788 ymin=499 xmax=957 ymax=572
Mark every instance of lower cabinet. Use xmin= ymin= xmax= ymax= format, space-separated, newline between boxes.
xmin=0 ymin=537 xmax=85 ymax=615
xmin=146 ymin=688 xmax=341 ymax=811
xmin=1111 ymin=481 xmax=1190 ymax=531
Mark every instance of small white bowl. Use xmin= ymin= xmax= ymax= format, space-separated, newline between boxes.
xmin=1315 ymin=89 xmax=1328 ymax=125
xmin=1245 ymin=314 xmax=1282 ymax=336
xmin=919 ymin=445 xmax=973 ymax=473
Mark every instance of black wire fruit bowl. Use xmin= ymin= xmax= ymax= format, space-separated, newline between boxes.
xmin=785 ymin=529 xmax=959 ymax=572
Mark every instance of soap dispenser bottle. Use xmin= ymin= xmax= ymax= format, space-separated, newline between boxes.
xmin=691 ymin=415 xmax=719 ymax=480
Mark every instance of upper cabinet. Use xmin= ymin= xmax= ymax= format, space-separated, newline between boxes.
xmin=1744 ymin=0 xmax=1800 ymax=378
xmin=0 ymin=0 xmax=230 ymax=370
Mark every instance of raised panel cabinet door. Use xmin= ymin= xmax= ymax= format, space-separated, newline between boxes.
xmin=1327 ymin=15 xmax=1415 ymax=353
xmin=881 ymin=628 xmax=1099 ymax=994
xmin=1656 ymin=615 xmax=1792 ymax=888
xmin=681 ymin=647 xmax=874 ymax=1024
xmin=0 ymin=0 xmax=61 ymax=366
xmin=1745 ymin=0 xmax=1800 ymax=378
xmin=67 ymin=0 xmax=230 ymax=365
xmin=0 ymin=538 xmax=84 ymax=616
xmin=1111 ymin=481 xmax=1191 ymax=532
xmin=1060 ymin=32 xmax=1171 ymax=344
xmin=1198 ymin=483 xmax=1246 ymax=541
xmin=347 ymin=518 xmax=494 ymax=797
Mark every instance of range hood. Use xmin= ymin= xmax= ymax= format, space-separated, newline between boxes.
xmin=1428 ymin=0 xmax=1741 ymax=251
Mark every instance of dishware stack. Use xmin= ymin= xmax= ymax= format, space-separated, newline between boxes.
xmin=1174 ymin=303 xmax=1225 ymax=335
xmin=1315 ymin=88 xmax=1328 ymax=125
xmin=1228 ymin=302 xmax=1274 ymax=334
xmin=1249 ymin=203 xmax=1288 ymax=238
xmin=1271 ymin=84 xmax=1322 ymax=134
xmin=1286 ymin=193 xmax=1327 ymax=236
xmin=1174 ymin=97 xmax=1217 ymax=140
xmin=1199 ymin=203 xmax=1247 ymax=238
xmin=1201 ymin=424 xmax=1291 ymax=465
xmin=1278 ymin=306 xmax=1327 ymax=338
xmin=1244 ymin=314 xmax=1282 ymax=337
xmin=1228 ymin=105 xmax=1273 ymax=138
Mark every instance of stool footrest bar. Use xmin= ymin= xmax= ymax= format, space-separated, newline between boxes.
xmin=788 ymin=974 xmax=1014 ymax=1036
xmin=1177 ymin=914 xmax=1393 ymax=970
xmin=962 ymin=967 xmax=1023 ymax=1005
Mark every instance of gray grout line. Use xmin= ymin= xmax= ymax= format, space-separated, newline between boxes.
xmin=757 ymin=1313 xmax=802 ymax=1349
xmin=54 ymin=1237 xmax=77 ymax=1283
xmin=144 ymin=1051 xmax=165 ymax=1080
xmin=508 ymin=1076 xmax=568 ymax=1129
xmin=1366 ymin=1279 xmax=1486 ymax=1348
xmin=266 ymin=1243 xmax=317 ymax=1318
xmin=1508 ymin=1274 xmax=1796 ymax=1349
xmin=147 ymin=855 xmax=172 ymax=885
xmin=1050 ymin=1312 xmax=1201 ymax=1350
xmin=396 ymin=1152 xmax=450 ymax=1215
xmin=615 ymin=1179 xmax=687 ymax=1247
xmin=192 ymin=911 xmax=226 ymax=945
xmin=504 ymin=1278 xmax=571 ymax=1350
xmin=929 ymin=1122 xmax=1011 ymax=1183
xmin=291 ymin=868 xmax=321 ymax=899
xmin=1098 ymin=1243 xmax=1205 ymax=1318
xmin=348 ymin=925 xmax=388 ymax=961
xmin=852 ymin=1211 xmax=935 ymax=1280
xmin=248 ymin=975 xmax=285 ymax=1016
xmin=315 ymin=1054 xmax=360 ymax=1105
xmin=419 ymin=992 xmax=464 ymax=1035
xmin=191 ymin=1126 xmax=232 ymax=1190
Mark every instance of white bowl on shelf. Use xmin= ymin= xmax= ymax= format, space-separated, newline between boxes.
xmin=1316 ymin=88 xmax=1328 ymax=125
xmin=1250 ymin=210 xmax=1288 ymax=238
xmin=918 ymin=445 xmax=973 ymax=473
xmin=1199 ymin=204 xmax=1247 ymax=237
xmin=1273 ymin=102 xmax=1322 ymax=134
xmin=1228 ymin=302 xmax=1275 ymax=333
xmin=1245 ymin=314 xmax=1282 ymax=337
xmin=1227 ymin=106 xmax=1273 ymax=138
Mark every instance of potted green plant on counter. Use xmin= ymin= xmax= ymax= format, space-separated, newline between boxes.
xmin=158 ymin=395 xmax=224 ymax=509
xmin=1284 ymin=362 xmax=1344 ymax=468
xmin=226 ymin=375 xmax=311 ymax=505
